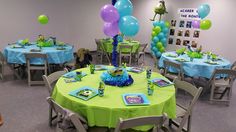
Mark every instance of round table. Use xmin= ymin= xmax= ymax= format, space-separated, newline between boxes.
xmin=52 ymin=66 xmax=176 ymax=131
xmin=101 ymin=39 xmax=140 ymax=54
xmin=3 ymin=44 xmax=74 ymax=65
xmin=159 ymin=51 xmax=231 ymax=79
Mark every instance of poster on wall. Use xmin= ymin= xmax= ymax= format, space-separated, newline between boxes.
xmin=168 ymin=8 xmax=201 ymax=48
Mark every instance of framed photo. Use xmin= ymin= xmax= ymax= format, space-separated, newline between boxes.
xmin=192 ymin=41 xmax=197 ymax=48
xmin=179 ymin=20 xmax=185 ymax=28
xmin=168 ymin=38 xmax=174 ymax=44
xmin=183 ymin=40 xmax=190 ymax=46
xmin=171 ymin=20 xmax=177 ymax=27
xmin=184 ymin=30 xmax=190 ymax=37
xmin=177 ymin=30 xmax=183 ymax=37
xmin=186 ymin=21 xmax=192 ymax=28
xmin=176 ymin=38 xmax=181 ymax=45
xmin=169 ymin=29 xmax=175 ymax=36
xmin=193 ymin=30 xmax=200 ymax=38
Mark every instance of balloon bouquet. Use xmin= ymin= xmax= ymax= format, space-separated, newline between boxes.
xmin=192 ymin=4 xmax=211 ymax=30
xmin=100 ymin=0 xmax=139 ymax=67
xmin=150 ymin=0 xmax=170 ymax=58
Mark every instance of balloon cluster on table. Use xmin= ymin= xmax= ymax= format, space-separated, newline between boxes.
xmin=192 ymin=4 xmax=211 ymax=30
xmin=100 ymin=0 xmax=139 ymax=66
xmin=100 ymin=0 xmax=139 ymax=37
xmin=150 ymin=21 xmax=170 ymax=58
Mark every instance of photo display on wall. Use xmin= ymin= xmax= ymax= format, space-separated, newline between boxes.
xmin=168 ymin=8 xmax=201 ymax=48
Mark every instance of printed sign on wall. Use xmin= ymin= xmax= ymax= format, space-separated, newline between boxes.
xmin=178 ymin=8 xmax=200 ymax=20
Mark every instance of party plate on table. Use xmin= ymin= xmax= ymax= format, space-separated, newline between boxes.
xmin=204 ymin=60 xmax=218 ymax=65
xmin=69 ymin=86 xmax=98 ymax=101
xmin=122 ymin=93 xmax=150 ymax=106
xmin=152 ymin=78 xmax=173 ymax=87
xmin=166 ymin=54 xmax=178 ymax=58
xmin=10 ymin=45 xmax=24 ymax=48
xmin=95 ymin=65 xmax=107 ymax=70
xmin=62 ymin=71 xmax=87 ymax=78
xmin=175 ymin=58 xmax=189 ymax=62
xmin=56 ymin=47 xmax=66 ymax=50
xmin=30 ymin=49 xmax=41 ymax=52
xmin=126 ymin=67 xmax=144 ymax=73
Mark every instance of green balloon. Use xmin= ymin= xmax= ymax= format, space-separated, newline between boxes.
xmin=156 ymin=42 xmax=163 ymax=49
xmin=151 ymin=31 xmax=157 ymax=37
xmin=200 ymin=20 xmax=211 ymax=30
xmin=165 ymin=21 xmax=170 ymax=28
xmin=38 ymin=15 xmax=49 ymax=25
xmin=160 ymin=47 xmax=165 ymax=53
xmin=154 ymin=26 xmax=161 ymax=34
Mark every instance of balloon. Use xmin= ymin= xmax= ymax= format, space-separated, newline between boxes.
xmin=119 ymin=16 xmax=139 ymax=37
xmin=200 ymin=19 xmax=212 ymax=30
xmin=156 ymin=42 xmax=163 ymax=49
xmin=159 ymin=20 xmax=165 ymax=28
xmin=155 ymin=52 xmax=161 ymax=57
xmin=38 ymin=15 xmax=49 ymax=25
xmin=192 ymin=20 xmax=200 ymax=29
xmin=165 ymin=21 xmax=170 ymax=28
xmin=114 ymin=0 xmax=133 ymax=18
xmin=157 ymin=32 xmax=164 ymax=39
xmin=151 ymin=31 xmax=157 ymax=37
xmin=160 ymin=47 xmax=165 ymax=53
xmin=100 ymin=4 xmax=120 ymax=23
xmin=151 ymin=42 xmax=155 ymax=47
xmin=154 ymin=26 xmax=161 ymax=34
xmin=153 ymin=21 xmax=158 ymax=27
xmin=103 ymin=22 xmax=119 ymax=37
xmin=161 ymin=38 xmax=167 ymax=45
xmin=153 ymin=36 xmax=159 ymax=43
xmin=197 ymin=4 xmax=210 ymax=19
xmin=152 ymin=47 xmax=158 ymax=52
xmin=162 ymin=28 xmax=169 ymax=34
xmin=117 ymin=35 xmax=123 ymax=42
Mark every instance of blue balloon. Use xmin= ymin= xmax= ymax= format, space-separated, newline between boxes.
xmin=163 ymin=27 xmax=169 ymax=34
xmin=119 ymin=16 xmax=139 ymax=37
xmin=159 ymin=21 xmax=165 ymax=28
xmin=155 ymin=51 xmax=161 ymax=57
xmin=151 ymin=41 xmax=155 ymax=47
xmin=153 ymin=21 xmax=158 ymax=27
xmin=153 ymin=36 xmax=159 ymax=43
xmin=157 ymin=32 xmax=164 ymax=39
xmin=152 ymin=47 xmax=158 ymax=53
xmin=114 ymin=0 xmax=133 ymax=18
xmin=161 ymin=38 xmax=167 ymax=45
xmin=197 ymin=4 xmax=210 ymax=19
xmin=117 ymin=35 xmax=123 ymax=42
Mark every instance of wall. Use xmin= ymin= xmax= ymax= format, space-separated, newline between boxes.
xmin=133 ymin=0 xmax=236 ymax=62
xmin=0 ymin=0 xmax=235 ymax=62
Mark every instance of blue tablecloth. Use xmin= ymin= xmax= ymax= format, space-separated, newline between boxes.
xmin=4 ymin=44 xmax=74 ymax=65
xmin=159 ymin=51 xmax=231 ymax=79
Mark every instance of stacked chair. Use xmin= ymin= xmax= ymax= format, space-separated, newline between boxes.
xmin=95 ymin=39 xmax=110 ymax=64
xmin=119 ymin=44 xmax=133 ymax=66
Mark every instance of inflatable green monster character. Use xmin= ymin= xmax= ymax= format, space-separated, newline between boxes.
xmin=150 ymin=0 xmax=168 ymax=21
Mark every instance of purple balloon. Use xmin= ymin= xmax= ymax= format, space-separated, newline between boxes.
xmin=103 ymin=22 xmax=119 ymax=37
xmin=192 ymin=20 xmax=200 ymax=29
xmin=100 ymin=4 xmax=120 ymax=23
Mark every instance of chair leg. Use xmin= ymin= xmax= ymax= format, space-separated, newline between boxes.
xmin=49 ymin=106 xmax=53 ymax=126
xmin=129 ymin=55 xmax=131 ymax=66
xmin=168 ymin=119 xmax=172 ymax=127
xmin=210 ymin=85 xmax=215 ymax=101
xmin=28 ymin=70 xmax=31 ymax=86
xmin=187 ymin=115 xmax=192 ymax=132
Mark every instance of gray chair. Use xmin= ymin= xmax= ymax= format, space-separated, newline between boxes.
xmin=169 ymin=79 xmax=203 ymax=132
xmin=163 ymin=60 xmax=184 ymax=81
xmin=119 ymin=44 xmax=133 ymax=66
xmin=135 ymin=43 xmax=148 ymax=65
xmin=43 ymin=70 xmax=68 ymax=126
xmin=46 ymin=97 xmax=88 ymax=132
xmin=114 ymin=113 xmax=168 ymax=132
xmin=25 ymin=53 xmax=48 ymax=86
xmin=95 ymin=39 xmax=110 ymax=64
xmin=0 ymin=51 xmax=5 ymax=80
xmin=208 ymin=69 xmax=236 ymax=105
xmin=231 ymin=61 xmax=236 ymax=70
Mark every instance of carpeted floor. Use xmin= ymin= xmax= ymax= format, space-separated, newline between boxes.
xmin=0 ymin=54 xmax=235 ymax=132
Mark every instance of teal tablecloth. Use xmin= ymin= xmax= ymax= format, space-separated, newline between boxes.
xmin=159 ymin=51 xmax=231 ymax=79
xmin=4 ymin=44 xmax=74 ymax=65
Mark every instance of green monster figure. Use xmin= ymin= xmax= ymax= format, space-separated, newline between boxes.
xmin=150 ymin=0 xmax=168 ymax=21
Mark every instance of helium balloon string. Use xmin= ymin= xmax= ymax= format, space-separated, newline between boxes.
xmin=112 ymin=35 xmax=118 ymax=67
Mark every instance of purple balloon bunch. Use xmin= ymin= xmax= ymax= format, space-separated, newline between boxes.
xmin=100 ymin=4 xmax=120 ymax=37
xmin=192 ymin=4 xmax=211 ymax=30
xmin=100 ymin=0 xmax=139 ymax=37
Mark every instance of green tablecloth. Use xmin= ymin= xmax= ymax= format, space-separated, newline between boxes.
xmin=101 ymin=39 xmax=140 ymax=53
xmin=52 ymin=67 xmax=176 ymax=131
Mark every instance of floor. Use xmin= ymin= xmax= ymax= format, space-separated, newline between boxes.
xmin=0 ymin=53 xmax=236 ymax=132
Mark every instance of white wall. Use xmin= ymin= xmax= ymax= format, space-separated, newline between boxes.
xmin=133 ymin=0 xmax=236 ymax=62
xmin=0 ymin=0 xmax=235 ymax=62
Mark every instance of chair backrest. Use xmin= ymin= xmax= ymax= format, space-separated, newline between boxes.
xmin=46 ymin=97 xmax=87 ymax=132
xmin=95 ymin=39 xmax=105 ymax=52
xmin=174 ymin=79 xmax=203 ymax=114
xmin=163 ymin=60 xmax=183 ymax=80
xmin=210 ymin=69 xmax=236 ymax=86
xmin=24 ymin=53 xmax=48 ymax=66
xmin=231 ymin=61 xmax=236 ymax=70
xmin=114 ymin=113 xmax=167 ymax=132
xmin=119 ymin=45 xmax=133 ymax=54
xmin=43 ymin=70 xmax=68 ymax=95
xmin=138 ymin=43 xmax=148 ymax=53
